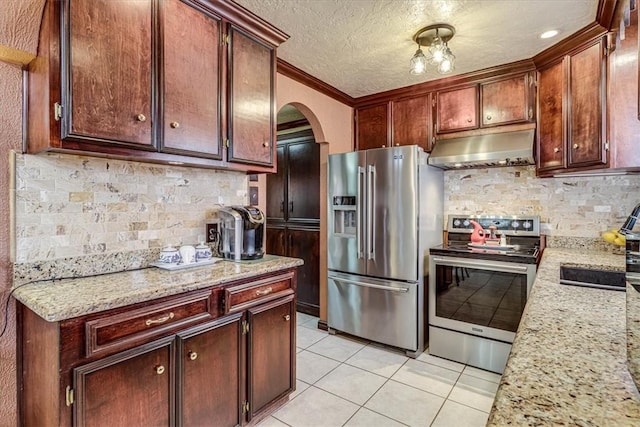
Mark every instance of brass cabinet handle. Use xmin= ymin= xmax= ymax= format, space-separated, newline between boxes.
xmin=255 ymin=287 xmax=273 ymax=296
xmin=136 ymin=114 xmax=147 ymax=122
xmin=466 ymin=118 xmax=472 ymax=123
xmin=263 ymin=141 xmax=270 ymax=148
xmin=155 ymin=365 xmax=165 ymax=375
xmin=553 ymin=147 xmax=560 ymax=153
xmin=170 ymin=121 xmax=180 ymax=129
xmin=188 ymin=351 xmax=198 ymax=361
xmin=486 ymin=114 xmax=492 ymax=121
xmin=573 ymin=143 xmax=579 ymax=149
xmin=145 ymin=312 xmax=175 ymax=326
xmin=283 ymin=314 xmax=290 ymax=321
xmin=528 ymin=108 xmax=533 ymax=120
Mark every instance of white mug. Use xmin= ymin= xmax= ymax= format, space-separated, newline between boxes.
xmin=179 ymin=245 xmax=196 ymax=264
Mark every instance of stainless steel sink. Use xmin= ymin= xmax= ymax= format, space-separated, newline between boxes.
xmin=559 ymin=265 xmax=626 ymax=291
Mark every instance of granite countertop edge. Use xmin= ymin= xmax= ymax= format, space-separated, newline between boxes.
xmin=13 ymin=255 xmax=304 ymax=322
xmin=487 ymin=248 xmax=640 ymax=426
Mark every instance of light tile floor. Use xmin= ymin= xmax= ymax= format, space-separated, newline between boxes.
xmin=258 ymin=312 xmax=501 ymax=427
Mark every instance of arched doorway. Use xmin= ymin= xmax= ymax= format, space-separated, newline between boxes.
xmin=266 ymin=104 xmax=321 ymax=316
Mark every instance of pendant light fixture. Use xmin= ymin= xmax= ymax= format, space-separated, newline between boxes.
xmin=410 ymin=23 xmax=456 ymax=75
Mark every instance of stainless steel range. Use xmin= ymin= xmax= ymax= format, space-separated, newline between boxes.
xmin=428 ymin=215 xmax=543 ymax=374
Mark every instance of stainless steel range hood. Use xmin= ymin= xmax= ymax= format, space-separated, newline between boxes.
xmin=427 ymin=129 xmax=535 ymax=169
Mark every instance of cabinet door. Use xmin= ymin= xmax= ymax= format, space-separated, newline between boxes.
xmin=66 ymin=0 xmax=153 ymax=147
xmin=266 ymin=146 xmax=286 ymax=221
xmin=436 ymin=85 xmax=478 ymax=132
xmin=73 ymin=337 xmax=174 ymax=427
xmin=228 ymin=25 xmax=275 ymax=167
xmin=287 ymin=227 xmax=320 ymax=316
xmin=481 ymin=75 xmax=531 ymax=126
xmin=356 ymin=104 xmax=389 ymax=150
xmin=568 ymin=40 xmax=606 ymax=168
xmin=247 ymin=295 xmax=295 ymax=420
xmin=392 ymin=95 xmax=433 ymax=152
xmin=265 ymin=225 xmax=286 ymax=256
xmin=287 ymin=141 xmax=320 ymax=221
xmin=178 ymin=314 xmax=243 ymax=427
xmin=162 ymin=0 xmax=222 ymax=159
xmin=537 ymin=61 xmax=565 ymax=172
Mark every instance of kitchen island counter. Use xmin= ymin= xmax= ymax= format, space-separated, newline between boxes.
xmin=487 ymin=248 xmax=640 ymax=425
xmin=13 ymin=254 xmax=303 ymax=322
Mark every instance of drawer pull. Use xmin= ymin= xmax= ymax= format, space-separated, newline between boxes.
xmin=155 ymin=365 xmax=165 ymax=375
xmin=553 ymin=147 xmax=560 ymax=153
xmin=573 ymin=143 xmax=579 ymax=149
xmin=145 ymin=312 xmax=175 ymax=326
xmin=284 ymin=314 xmax=290 ymax=321
xmin=188 ymin=351 xmax=198 ymax=361
xmin=255 ymin=287 xmax=273 ymax=296
xmin=136 ymin=113 xmax=146 ymax=122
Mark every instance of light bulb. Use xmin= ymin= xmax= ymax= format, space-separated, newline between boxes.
xmin=437 ymin=46 xmax=455 ymax=74
xmin=410 ymin=48 xmax=427 ymax=75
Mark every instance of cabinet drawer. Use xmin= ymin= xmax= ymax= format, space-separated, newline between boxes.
xmin=85 ymin=290 xmax=214 ymax=357
xmin=224 ymin=272 xmax=295 ymax=313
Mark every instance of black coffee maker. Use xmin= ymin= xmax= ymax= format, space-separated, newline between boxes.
xmin=218 ymin=206 xmax=265 ymax=260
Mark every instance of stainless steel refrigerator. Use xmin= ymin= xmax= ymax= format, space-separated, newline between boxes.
xmin=327 ymin=145 xmax=443 ymax=357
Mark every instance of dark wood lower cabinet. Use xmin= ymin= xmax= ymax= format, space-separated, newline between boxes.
xmin=247 ymin=295 xmax=295 ymax=421
xmin=19 ymin=270 xmax=297 ymax=427
xmin=266 ymin=225 xmax=319 ymax=316
xmin=178 ymin=315 xmax=243 ymax=427
xmin=74 ymin=336 xmax=175 ymax=427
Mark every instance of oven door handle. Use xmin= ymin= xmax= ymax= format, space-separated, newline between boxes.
xmin=331 ymin=277 xmax=409 ymax=293
xmin=431 ymin=256 xmax=529 ymax=273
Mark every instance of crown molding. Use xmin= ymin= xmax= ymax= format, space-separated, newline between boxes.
xmin=277 ymin=59 xmax=355 ymax=106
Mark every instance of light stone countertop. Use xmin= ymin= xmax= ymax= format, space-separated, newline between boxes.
xmin=13 ymin=254 xmax=303 ymax=322
xmin=487 ymin=248 xmax=640 ymax=426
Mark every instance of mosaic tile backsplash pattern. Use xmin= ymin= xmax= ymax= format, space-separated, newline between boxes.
xmin=15 ymin=153 xmax=248 ymax=263
xmin=444 ymin=166 xmax=640 ymax=242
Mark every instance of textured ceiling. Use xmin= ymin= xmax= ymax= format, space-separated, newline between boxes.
xmin=235 ymin=0 xmax=599 ymax=98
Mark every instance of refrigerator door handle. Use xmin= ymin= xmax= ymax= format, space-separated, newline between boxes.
xmin=331 ymin=277 xmax=409 ymax=293
xmin=367 ymin=165 xmax=376 ymax=260
xmin=357 ymin=166 xmax=365 ymax=259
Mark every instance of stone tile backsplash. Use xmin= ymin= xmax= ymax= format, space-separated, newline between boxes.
xmin=14 ymin=153 xmax=248 ymax=263
xmin=444 ymin=166 xmax=640 ymax=243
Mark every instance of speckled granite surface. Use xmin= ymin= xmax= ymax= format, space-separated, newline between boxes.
xmin=487 ymin=248 xmax=640 ymax=426
xmin=13 ymin=254 xmax=303 ymax=322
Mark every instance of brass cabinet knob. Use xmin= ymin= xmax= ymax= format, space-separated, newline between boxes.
xmin=136 ymin=114 xmax=146 ymax=122
xmin=553 ymin=147 xmax=560 ymax=153
xmin=283 ymin=314 xmax=290 ymax=321
xmin=155 ymin=365 xmax=165 ymax=375
xmin=263 ymin=141 xmax=270 ymax=148
xmin=188 ymin=351 xmax=198 ymax=361
xmin=170 ymin=121 xmax=180 ymax=129
xmin=467 ymin=118 xmax=472 ymax=123
xmin=486 ymin=115 xmax=492 ymax=121
xmin=573 ymin=143 xmax=579 ymax=149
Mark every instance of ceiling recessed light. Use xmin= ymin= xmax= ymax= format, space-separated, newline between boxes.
xmin=540 ymin=30 xmax=559 ymax=39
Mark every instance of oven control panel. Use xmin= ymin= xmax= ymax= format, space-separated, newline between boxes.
xmin=447 ymin=215 xmax=540 ymax=236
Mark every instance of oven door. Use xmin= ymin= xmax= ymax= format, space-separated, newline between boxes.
xmin=429 ymin=255 xmax=536 ymax=343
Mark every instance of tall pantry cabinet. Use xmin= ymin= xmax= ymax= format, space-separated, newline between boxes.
xmin=266 ymin=131 xmax=320 ymax=317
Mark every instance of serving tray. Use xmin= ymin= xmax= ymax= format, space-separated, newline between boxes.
xmin=150 ymin=257 xmax=224 ymax=271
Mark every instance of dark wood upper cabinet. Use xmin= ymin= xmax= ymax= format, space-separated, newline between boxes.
xmin=537 ymin=60 xmax=565 ymax=172
xmin=287 ymin=141 xmax=321 ymax=221
xmin=161 ymin=0 xmax=223 ymax=159
xmin=266 ymin=146 xmax=287 ymax=220
xmin=609 ymin=0 xmax=640 ymax=170
xmin=392 ymin=94 xmax=434 ymax=152
xmin=436 ymin=85 xmax=478 ymax=133
xmin=228 ymin=25 xmax=276 ymax=167
xmin=536 ymin=37 xmax=607 ymax=176
xmin=356 ymin=103 xmax=389 ymax=150
xmin=66 ymin=0 xmax=154 ymax=147
xmin=27 ymin=0 xmax=287 ymax=172
xmin=481 ymin=74 xmax=534 ymax=127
